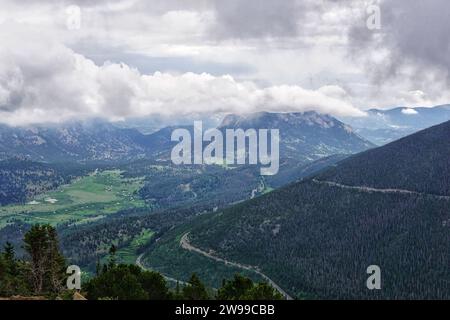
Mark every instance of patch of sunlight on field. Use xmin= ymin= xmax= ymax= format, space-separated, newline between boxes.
xmin=0 ymin=170 xmax=146 ymax=228
xmin=103 ymin=229 xmax=155 ymax=265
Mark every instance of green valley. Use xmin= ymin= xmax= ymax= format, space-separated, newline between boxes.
xmin=0 ymin=170 xmax=146 ymax=228
xmin=113 ymin=229 xmax=155 ymax=265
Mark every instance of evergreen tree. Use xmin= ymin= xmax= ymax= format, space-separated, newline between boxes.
xmin=140 ymin=270 xmax=170 ymax=300
xmin=3 ymin=242 xmax=17 ymax=275
xmin=3 ymin=242 xmax=15 ymax=262
xmin=102 ymin=263 xmax=109 ymax=274
xmin=172 ymin=281 xmax=183 ymax=300
xmin=242 ymin=283 xmax=283 ymax=300
xmin=216 ymin=274 xmax=283 ymax=300
xmin=217 ymin=274 xmax=254 ymax=300
xmin=23 ymin=224 xmax=66 ymax=294
xmin=85 ymin=264 xmax=148 ymax=300
xmin=0 ymin=242 xmax=28 ymax=296
xmin=46 ymin=227 xmax=66 ymax=293
xmin=182 ymin=273 xmax=209 ymax=300
xmin=95 ymin=259 xmax=101 ymax=276
xmin=108 ymin=244 xmax=117 ymax=268
xmin=0 ymin=254 xmax=7 ymax=295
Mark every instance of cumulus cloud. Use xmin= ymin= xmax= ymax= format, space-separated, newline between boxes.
xmin=0 ymin=24 xmax=363 ymax=126
xmin=1 ymin=0 xmax=450 ymax=121
xmin=401 ymin=108 xmax=418 ymax=115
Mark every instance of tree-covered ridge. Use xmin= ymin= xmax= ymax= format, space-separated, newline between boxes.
xmin=0 ymin=112 xmax=373 ymax=164
xmin=188 ymin=181 xmax=450 ymax=299
xmin=184 ymin=120 xmax=450 ymax=299
xmin=0 ymin=121 xmax=153 ymax=162
xmin=316 ymin=120 xmax=450 ymax=196
xmin=0 ymin=224 xmax=282 ymax=300
xmin=219 ymin=111 xmax=374 ymax=162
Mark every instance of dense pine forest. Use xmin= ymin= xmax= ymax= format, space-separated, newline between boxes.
xmin=317 ymin=121 xmax=450 ymax=195
xmin=0 ymin=224 xmax=282 ymax=300
xmin=184 ymin=121 xmax=450 ymax=299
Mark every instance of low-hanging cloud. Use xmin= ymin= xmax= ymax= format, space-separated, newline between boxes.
xmin=0 ymin=24 xmax=364 ymax=126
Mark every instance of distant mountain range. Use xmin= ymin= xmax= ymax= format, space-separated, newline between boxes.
xmin=0 ymin=112 xmax=373 ymax=165
xmin=340 ymin=104 xmax=450 ymax=145
xmin=217 ymin=111 xmax=373 ymax=188
xmin=0 ymin=121 xmax=151 ymax=162
xmin=110 ymin=110 xmax=375 ymax=206
xmin=219 ymin=112 xmax=374 ymax=163
xmin=186 ymin=120 xmax=450 ymax=299
xmin=0 ymin=111 xmax=373 ymax=210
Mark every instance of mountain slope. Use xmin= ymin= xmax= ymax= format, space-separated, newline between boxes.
xmin=219 ymin=111 xmax=374 ymax=162
xmin=0 ymin=112 xmax=373 ymax=165
xmin=0 ymin=121 xmax=151 ymax=162
xmin=316 ymin=121 xmax=450 ymax=195
xmin=185 ymin=120 xmax=450 ymax=299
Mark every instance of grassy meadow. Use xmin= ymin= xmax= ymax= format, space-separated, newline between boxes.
xmin=0 ymin=170 xmax=146 ymax=228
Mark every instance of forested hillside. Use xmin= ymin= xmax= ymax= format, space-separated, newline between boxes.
xmin=184 ymin=120 xmax=450 ymax=299
xmin=0 ymin=159 xmax=89 ymax=206
xmin=317 ymin=121 xmax=450 ymax=195
xmin=0 ymin=225 xmax=282 ymax=300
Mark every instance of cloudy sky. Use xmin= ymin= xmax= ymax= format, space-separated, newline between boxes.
xmin=0 ymin=0 xmax=449 ymax=125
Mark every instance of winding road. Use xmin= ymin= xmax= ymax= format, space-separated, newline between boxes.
xmin=180 ymin=233 xmax=293 ymax=300
xmin=136 ymin=253 xmax=188 ymax=285
xmin=135 ymin=178 xmax=449 ymax=300
xmin=312 ymin=179 xmax=450 ymax=200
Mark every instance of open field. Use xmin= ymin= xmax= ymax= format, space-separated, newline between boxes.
xmin=0 ymin=170 xmax=146 ymax=229
xmin=113 ymin=229 xmax=155 ymax=265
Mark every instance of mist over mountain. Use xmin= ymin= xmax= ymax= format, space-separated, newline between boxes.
xmin=114 ymin=114 xmax=224 ymax=135
xmin=0 ymin=112 xmax=373 ymax=165
xmin=0 ymin=121 xmax=152 ymax=162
